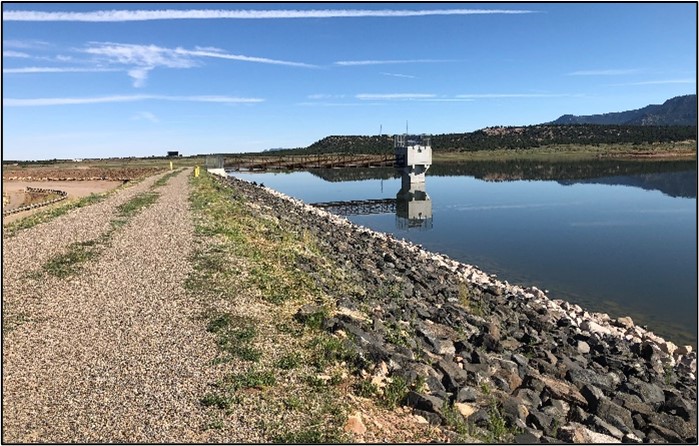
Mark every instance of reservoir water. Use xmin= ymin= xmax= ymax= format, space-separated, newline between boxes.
xmin=231 ymin=160 xmax=697 ymax=346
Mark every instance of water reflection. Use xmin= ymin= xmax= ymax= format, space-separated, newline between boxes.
xmin=396 ymin=172 xmax=433 ymax=230
xmin=309 ymin=159 xmax=696 ymax=198
xmin=310 ymin=170 xmax=434 ymax=231
xmin=231 ymin=160 xmax=696 ymax=345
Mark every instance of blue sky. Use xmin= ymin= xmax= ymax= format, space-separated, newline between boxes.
xmin=2 ymin=2 xmax=696 ymax=160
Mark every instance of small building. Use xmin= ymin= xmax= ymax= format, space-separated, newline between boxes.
xmin=394 ymin=134 xmax=432 ymax=183
xmin=167 ymin=151 xmax=179 ymax=157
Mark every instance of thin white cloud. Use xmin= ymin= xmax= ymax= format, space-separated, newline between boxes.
xmin=3 ymin=8 xmax=537 ymax=22
xmin=85 ymin=42 xmax=196 ymax=69
xmin=456 ymin=93 xmax=577 ymax=99
xmin=175 ymin=47 xmax=317 ymax=68
xmin=356 ymin=93 xmax=436 ymax=100
xmin=609 ymin=79 xmax=695 ymax=86
xmin=3 ymin=39 xmax=51 ymax=49
xmin=127 ymin=68 xmax=151 ymax=87
xmin=297 ymin=102 xmax=382 ymax=107
xmin=3 ymin=66 xmax=120 ymax=74
xmin=567 ymin=69 xmax=640 ymax=76
xmin=336 ymin=59 xmax=451 ymax=66
xmin=131 ymin=111 xmax=159 ymax=123
xmin=3 ymin=50 xmax=32 ymax=58
xmin=415 ymin=98 xmax=474 ymax=102
xmin=299 ymin=94 xmax=473 ymax=105
xmin=3 ymin=94 xmax=264 ymax=107
xmin=381 ymin=72 xmax=417 ymax=79
xmin=80 ymin=42 xmax=316 ymax=86
xmin=307 ymin=94 xmax=347 ymax=100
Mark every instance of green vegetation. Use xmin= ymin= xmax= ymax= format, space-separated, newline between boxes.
xmin=116 ymin=191 xmax=159 ymax=218
xmin=43 ymin=239 xmax=102 ymax=278
xmin=186 ymin=170 xmax=524 ymax=442
xmin=432 ymin=124 xmax=696 ymax=152
xmin=380 ymin=375 xmax=409 ymax=409
xmin=4 ymin=192 xmax=109 ymax=237
xmin=442 ymin=403 xmax=475 ymax=442
xmin=275 ymin=352 xmax=302 ymax=370
xmin=353 ymin=379 xmax=379 ymax=398
xmin=200 ymin=393 xmax=239 ymax=410
xmin=206 ymin=312 xmax=262 ymax=363
xmin=224 ymin=369 xmax=277 ymax=390
xmin=2 ymin=311 xmax=30 ymax=334
xmin=482 ymin=401 xmax=517 ymax=443
xmin=459 ymin=283 xmax=486 ymax=317
xmin=41 ymin=189 xmax=162 ymax=278
xmin=154 ymin=168 xmax=184 ymax=187
xmin=256 ymin=124 xmax=696 ymax=156
xmin=35 ymin=172 xmax=179 ymax=279
xmin=187 ymin=171 xmax=356 ymax=442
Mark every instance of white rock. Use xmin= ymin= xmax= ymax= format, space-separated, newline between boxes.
xmin=615 ymin=316 xmax=635 ymax=329
xmin=454 ymin=402 xmax=477 ymax=418
xmin=659 ymin=340 xmax=678 ymax=357
xmin=581 ymin=319 xmax=612 ymax=337
xmin=583 ymin=427 xmax=622 ymax=443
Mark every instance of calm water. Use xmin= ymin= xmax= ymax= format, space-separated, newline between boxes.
xmin=232 ymin=160 xmax=697 ymax=346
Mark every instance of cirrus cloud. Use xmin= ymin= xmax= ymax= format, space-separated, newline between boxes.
xmin=356 ymin=93 xmax=436 ymax=100
xmin=4 ymin=94 xmax=265 ymax=107
xmin=81 ymin=42 xmax=316 ymax=87
xmin=3 ymin=8 xmax=538 ymax=22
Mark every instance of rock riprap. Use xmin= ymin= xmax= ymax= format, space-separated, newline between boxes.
xmin=224 ymin=175 xmax=697 ymax=443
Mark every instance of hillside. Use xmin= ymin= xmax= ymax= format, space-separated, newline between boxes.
xmin=551 ymin=94 xmax=697 ymax=126
xmin=267 ymin=124 xmax=696 ymax=155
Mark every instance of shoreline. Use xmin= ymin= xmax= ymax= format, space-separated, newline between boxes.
xmin=219 ymin=172 xmax=697 ymax=443
xmin=258 ymin=175 xmax=695 ymax=366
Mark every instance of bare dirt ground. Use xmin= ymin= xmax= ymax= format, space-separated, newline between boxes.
xmin=2 ymin=180 xmax=123 ymax=225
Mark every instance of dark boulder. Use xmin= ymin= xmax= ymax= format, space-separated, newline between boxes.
xmin=585 ymin=414 xmax=624 ymax=440
xmin=434 ymin=359 xmax=469 ymax=392
xmin=512 ymin=388 xmax=542 ymax=411
xmin=455 ymin=386 xmax=479 ymax=403
xmin=620 ymin=377 xmax=665 ymax=406
xmin=405 ymin=390 xmax=445 ymax=415
xmin=527 ymin=410 xmax=555 ymax=436
xmin=661 ymin=390 xmax=694 ymax=421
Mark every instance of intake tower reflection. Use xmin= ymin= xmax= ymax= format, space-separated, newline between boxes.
xmin=396 ymin=172 xmax=432 ymax=230
xmin=311 ymin=134 xmax=434 ymax=231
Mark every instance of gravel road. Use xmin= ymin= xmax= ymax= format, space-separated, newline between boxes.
xmin=2 ymin=169 xmax=223 ymax=442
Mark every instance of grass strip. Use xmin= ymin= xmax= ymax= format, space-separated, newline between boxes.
xmin=2 ymin=169 xmax=177 ymax=237
xmin=43 ymin=239 xmax=102 ymax=278
xmin=40 ymin=189 xmax=161 ymax=279
xmin=115 ymin=191 xmax=159 ymax=218
xmin=4 ymin=192 xmax=109 ymax=237
xmin=188 ymin=171 xmax=356 ymax=442
xmin=154 ymin=168 xmax=185 ymax=188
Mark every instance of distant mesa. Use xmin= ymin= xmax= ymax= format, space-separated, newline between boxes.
xmin=549 ymin=94 xmax=697 ymax=126
xmin=259 ymin=95 xmax=696 ymax=156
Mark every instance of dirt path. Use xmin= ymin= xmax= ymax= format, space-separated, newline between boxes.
xmin=2 ymin=169 xmax=221 ymax=442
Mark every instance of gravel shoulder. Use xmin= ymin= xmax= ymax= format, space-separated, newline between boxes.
xmin=2 ymin=169 xmax=220 ymax=442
